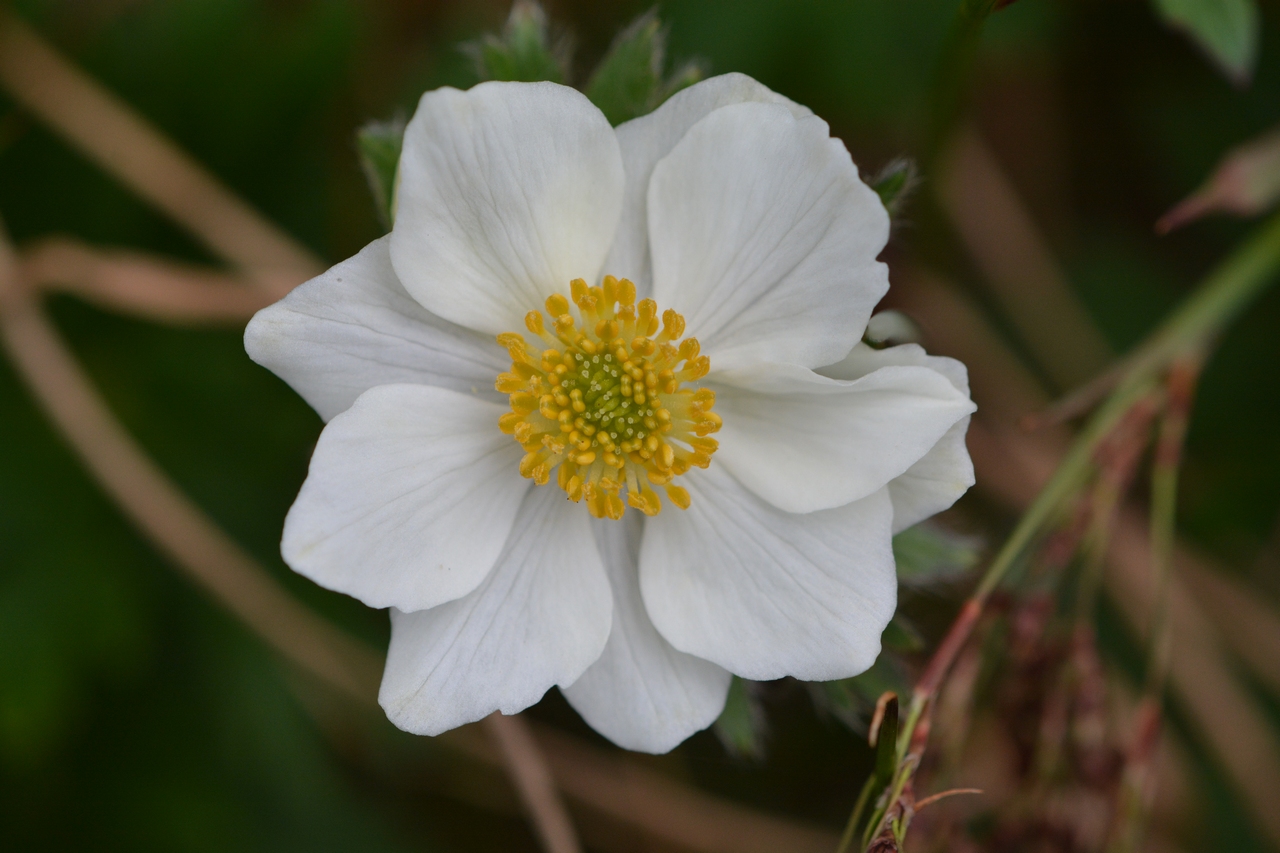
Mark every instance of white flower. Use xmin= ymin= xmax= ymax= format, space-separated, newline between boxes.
xmin=245 ymin=73 xmax=976 ymax=753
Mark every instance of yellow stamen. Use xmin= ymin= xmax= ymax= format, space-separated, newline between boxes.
xmin=495 ymin=277 xmax=717 ymax=518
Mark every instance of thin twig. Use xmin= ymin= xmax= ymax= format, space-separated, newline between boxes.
xmin=0 ymin=9 xmax=322 ymax=296
xmin=1022 ymin=358 xmax=1130 ymax=431
xmin=912 ymin=788 xmax=983 ymax=812
xmin=0 ymin=220 xmax=381 ymax=702
xmin=937 ymin=124 xmax=1113 ymax=389
xmin=23 ymin=236 xmax=270 ymax=324
xmin=484 ymin=714 xmax=584 ymax=853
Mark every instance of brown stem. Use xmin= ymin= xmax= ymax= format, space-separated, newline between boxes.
xmin=0 ymin=223 xmax=381 ymax=703
xmin=23 ymin=236 xmax=270 ymax=324
xmin=484 ymin=714 xmax=584 ymax=853
xmin=0 ymin=9 xmax=321 ymax=296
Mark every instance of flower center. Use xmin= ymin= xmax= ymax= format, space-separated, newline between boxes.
xmin=496 ymin=276 xmax=720 ymax=519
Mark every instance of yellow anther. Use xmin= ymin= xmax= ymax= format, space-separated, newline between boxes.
xmin=498 ymin=276 xmax=720 ymax=518
xmin=659 ymin=443 xmax=675 ymax=470
xmin=660 ymin=309 xmax=685 ymax=340
xmin=546 ymin=293 xmax=570 ymax=316
xmin=682 ymin=355 xmax=710 ymax=380
xmin=637 ymin=299 xmax=657 ymax=332
xmin=570 ymin=277 xmax=589 ymax=307
xmin=495 ymin=373 xmax=524 ymax=393
xmin=553 ymin=314 xmax=576 ymax=336
xmin=519 ymin=451 xmax=544 ymax=478
xmin=617 ymin=278 xmax=636 ymax=306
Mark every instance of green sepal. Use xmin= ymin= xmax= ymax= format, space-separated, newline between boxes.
xmin=713 ymin=676 xmax=767 ymax=760
xmin=881 ymin=614 xmax=925 ymax=654
xmin=356 ymin=116 xmax=405 ymax=231
xmin=893 ymin=522 xmax=980 ymax=588
xmin=468 ymin=0 xmax=566 ymax=84
xmin=869 ymin=157 xmax=919 ymax=221
xmin=810 ymin=653 xmax=909 ymax=736
xmin=585 ymin=10 xmax=705 ymax=126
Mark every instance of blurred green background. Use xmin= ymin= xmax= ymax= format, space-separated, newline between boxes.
xmin=1 ymin=0 xmax=1279 ymax=850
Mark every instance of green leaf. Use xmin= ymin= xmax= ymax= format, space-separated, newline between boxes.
xmin=1153 ymin=0 xmax=1260 ymax=84
xmin=585 ymin=10 xmax=706 ymax=126
xmin=468 ymin=0 xmax=566 ymax=84
xmin=356 ymin=116 xmax=405 ymax=231
xmin=713 ymin=676 xmax=767 ymax=760
xmin=893 ymin=523 xmax=981 ymax=587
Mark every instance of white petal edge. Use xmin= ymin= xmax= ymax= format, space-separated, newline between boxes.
xmin=379 ymin=485 xmax=612 ymax=736
xmin=820 ymin=343 xmax=976 ymax=532
xmin=640 ymin=466 xmax=897 ymax=682
xmin=281 ymin=384 xmax=528 ymax=612
xmin=391 ymin=81 xmax=625 ymax=335
xmin=562 ymin=512 xmax=731 ymax=754
xmin=245 ymin=236 xmax=507 ymax=422
xmin=602 ymin=72 xmax=811 ymax=297
xmin=648 ymin=101 xmax=889 ymax=372
xmin=708 ymin=361 xmax=976 ymax=514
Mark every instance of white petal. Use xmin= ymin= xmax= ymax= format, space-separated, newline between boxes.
xmin=648 ymin=101 xmax=889 ymax=372
xmin=709 ymin=362 xmax=976 ymax=514
xmin=245 ymin=236 xmax=507 ymax=422
xmin=379 ymin=486 xmax=612 ymax=735
xmin=281 ymin=384 xmax=528 ymax=612
xmin=820 ymin=343 xmax=975 ymax=531
xmin=391 ymin=81 xmax=624 ymax=335
xmin=562 ymin=513 xmax=731 ymax=754
xmin=640 ymin=466 xmax=897 ymax=682
xmin=603 ymin=73 xmax=811 ymax=296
